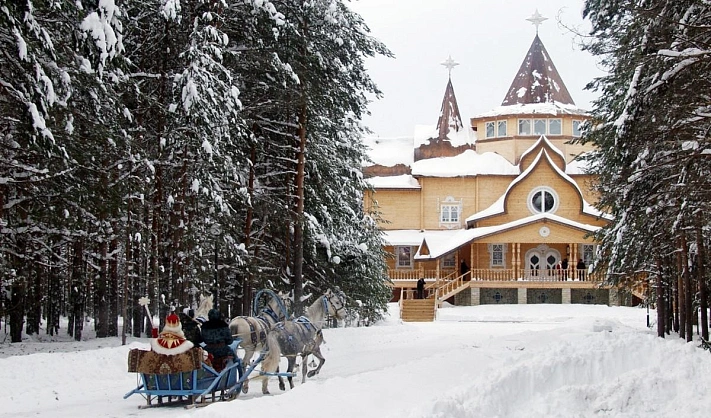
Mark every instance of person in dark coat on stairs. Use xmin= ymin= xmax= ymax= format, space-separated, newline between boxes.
xmin=200 ymin=308 xmax=234 ymax=372
xmin=417 ymin=278 xmax=425 ymax=299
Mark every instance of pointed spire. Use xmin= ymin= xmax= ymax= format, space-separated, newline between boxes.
xmin=501 ymin=34 xmax=575 ymax=106
xmin=436 ymin=71 xmax=464 ymax=140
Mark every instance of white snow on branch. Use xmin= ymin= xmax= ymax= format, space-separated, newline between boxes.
xmin=13 ymin=28 xmax=27 ymax=61
xmin=162 ymin=0 xmax=182 ymax=21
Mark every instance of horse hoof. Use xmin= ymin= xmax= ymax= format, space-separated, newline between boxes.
xmin=307 ymin=370 xmax=316 ymax=378
xmin=242 ymin=385 xmax=249 ymax=394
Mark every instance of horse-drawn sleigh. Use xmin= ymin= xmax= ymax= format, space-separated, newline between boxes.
xmin=123 ymin=288 xmax=346 ymax=408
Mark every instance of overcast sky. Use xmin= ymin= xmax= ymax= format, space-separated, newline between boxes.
xmin=348 ymin=0 xmax=606 ymax=138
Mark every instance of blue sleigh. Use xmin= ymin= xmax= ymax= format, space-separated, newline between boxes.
xmin=124 ymin=340 xmax=247 ymax=408
xmin=124 ymin=339 xmax=294 ymax=408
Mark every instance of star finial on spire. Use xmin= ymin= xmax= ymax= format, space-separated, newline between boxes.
xmin=441 ymin=55 xmax=459 ymax=78
xmin=526 ymin=9 xmax=548 ymax=34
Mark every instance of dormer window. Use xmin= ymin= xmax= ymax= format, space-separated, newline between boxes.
xmin=518 ymin=118 xmax=563 ymax=136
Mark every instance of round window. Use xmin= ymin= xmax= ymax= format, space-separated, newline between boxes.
xmin=527 ymin=187 xmax=559 ymax=214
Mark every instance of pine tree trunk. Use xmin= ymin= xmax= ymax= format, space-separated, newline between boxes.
xmin=71 ymin=240 xmax=85 ymax=341
xmin=241 ymin=141 xmax=256 ymax=317
xmin=151 ymin=166 xmax=163 ymax=332
xmin=696 ymin=226 xmax=709 ymax=341
xmin=109 ymin=233 xmax=119 ymax=337
xmin=656 ymin=258 xmax=665 ymax=338
xmin=47 ymin=252 xmax=61 ymax=336
xmin=676 ymin=244 xmax=685 ymax=337
xmin=96 ymin=240 xmax=109 ymax=338
xmin=25 ymin=260 xmax=42 ymax=335
xmin=9 ymin=281 xmax=24 ymax=343
xmin=293 ymin=98 xmax=307 ymax=316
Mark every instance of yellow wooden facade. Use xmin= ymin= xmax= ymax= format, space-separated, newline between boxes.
xmin=363 ymin=33 xmax=621 ymax=306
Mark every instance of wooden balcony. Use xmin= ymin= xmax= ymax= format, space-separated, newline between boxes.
xmin=388 ymin=268 xmax=601 ymax=283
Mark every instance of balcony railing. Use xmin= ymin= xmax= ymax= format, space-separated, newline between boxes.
xmin=389 ymin=269 xmax=456 ymax=281
xmin=389 ymin=268 xmax=600 ymax=283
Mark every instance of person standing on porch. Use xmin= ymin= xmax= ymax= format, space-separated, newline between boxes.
xmin=460 ymin=259 xmax=469 ymax=280
xmin=417 ymin=278 xmax=425 ymax=299
xmin=561 ymin=258 xmax=569 ymax=281
xmin=577 ymin=259 xmax=586 ymax=281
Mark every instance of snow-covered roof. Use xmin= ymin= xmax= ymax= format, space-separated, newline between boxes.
xmin=415 ymin=213 xmax=602 ymax=260
xmin=363 ymin=136 xmax=414 ymax=167
xmin=465 ymin=149 xmax=612 ymax=223
xmin=366 ymin=174 xmax=421 ymax=189
xmin=411 ymin=149 xmax=519 ymax=177
xmin=382 ymin=229 xmax=430 ymax=246
xmin=474 ymin=102 xmax=588 ymax=119
xmin=565 ymin=155 xmax=592 ymax=175
xmin=520 ymin=134 xmax=566 ymax=164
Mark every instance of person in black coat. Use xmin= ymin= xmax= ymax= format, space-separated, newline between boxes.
xmin=460 ymin=259 xmax=469 ymax=280
xmin=416 ymin=278 xmax=425 ymax=299
xmin=576 ymin=259 xmax=586 ymax=280
xmin=561 ymin=258 xmax=569 ymax=281
xmin=178 ymin=308 xmax=203 ymax=346
xmin=200 ymin=308 xmax=234 ymax=371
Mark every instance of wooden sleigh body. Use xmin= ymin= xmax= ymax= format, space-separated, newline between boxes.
xmin=124 ymin=341 xmax=245 ymax=408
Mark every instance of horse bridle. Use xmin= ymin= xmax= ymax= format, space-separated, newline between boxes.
xmin=323 ymin=291 xmax=346 ymax=319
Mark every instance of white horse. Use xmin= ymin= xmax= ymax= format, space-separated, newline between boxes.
xmin=259 ymin=288 xmax=346 ymax=394
xmin=228 ymin=289 xmax=291 ymax=393
xmin=194 ymin=294 xmax=213 ymax=323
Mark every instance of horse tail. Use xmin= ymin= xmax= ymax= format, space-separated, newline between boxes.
xmin=261 ymin=331 xmax=281 ymax=374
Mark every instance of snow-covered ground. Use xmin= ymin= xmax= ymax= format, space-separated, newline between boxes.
xmin=1 ymin=303 xmax=709 ymax=418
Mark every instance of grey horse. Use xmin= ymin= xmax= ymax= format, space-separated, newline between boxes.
xmin=259 ymin=288 xmax=346 ymax=394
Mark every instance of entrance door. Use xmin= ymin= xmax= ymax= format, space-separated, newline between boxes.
xmin=525 ymin=245 xmax=561 ymax=279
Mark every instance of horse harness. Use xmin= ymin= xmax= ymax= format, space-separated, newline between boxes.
xmin=245 ymin=309 xmax=278 ymax=345
xmin=274 ymin=316 xmax=322 ymax=354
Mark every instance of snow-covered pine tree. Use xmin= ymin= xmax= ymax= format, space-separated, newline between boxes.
xmin=255 ymin=0 xmax=392 ymax=315
xmin=1 ymin=0 xmax=88 ymax=341
xmin=581 ymin=0 xmax=711 ymax=338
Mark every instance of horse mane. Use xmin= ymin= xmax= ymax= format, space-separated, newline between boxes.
xmin=195 ymin=294 xmax=213 ymax=321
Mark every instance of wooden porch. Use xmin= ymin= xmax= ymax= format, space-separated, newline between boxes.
xmin=394 ymin=268 xmax=613 ymax=322
xmin=389 ymin=268 xmax=601 ymax=284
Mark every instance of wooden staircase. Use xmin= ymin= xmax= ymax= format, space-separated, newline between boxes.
xmin=400 ymin=298 xmax=436 ymax=322
xmin=400 ymin=273 xmax=471 ymax=322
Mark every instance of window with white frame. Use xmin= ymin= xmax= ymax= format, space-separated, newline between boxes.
xmin=582 ymin=244 xmax=595 ymax=266
xmin=518 ymin=118 xmax=563 ymax=136
xmin=497 ymin=120 xmax=507 ymax=137
xmin=485 ymin=121 xmax=495 ymax=138
xmin=440 ymin=196 xmax=461 ymax=226
xmin=489 ymin=244 xmax=506 ymax=267
xmin=441 ymin=204 xmax=459 ymax=223
xmin=527 ymin=187 xmax=559 ymax=214
xmin=485 ymin=120 xmax=508 ymax=138
xmin=572 ymin=120 xmax=582 ymax=137
xmin=442 ymin=253 xmax=456 ymax=269
xmin=518 ymin=119 xmax=531 ymax=135
xmin=396 ymin=246 xmax=412 ymax=268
